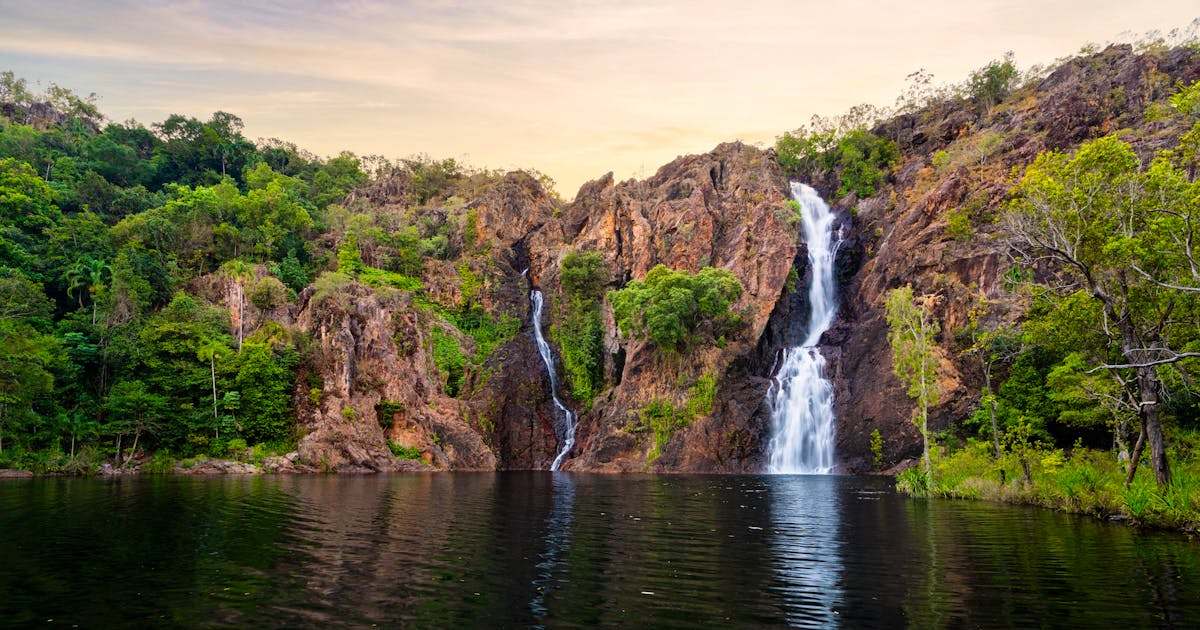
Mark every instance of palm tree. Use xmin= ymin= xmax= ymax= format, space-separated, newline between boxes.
xmin=197 ymin=338 xmax=230 ymax=438
xmin=65 ymin=257 xmax=111 ymax=325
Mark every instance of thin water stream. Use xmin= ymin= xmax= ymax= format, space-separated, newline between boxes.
xmin=530 ymin=290 xmax=576 ymax=470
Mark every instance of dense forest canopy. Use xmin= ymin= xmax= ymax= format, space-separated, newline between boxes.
xmin=0 ymin=69 xmax=530 ymax=471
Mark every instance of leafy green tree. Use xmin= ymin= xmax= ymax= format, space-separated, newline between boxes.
xmin=608 ymin=265 xmax=744 ymax=354
xmin=967 ymin=52 xmax=1018 ymax=116
xmin=886 ymin=285 xmax=941 ymax=477
xmin=1002 ymin=134 xmax=1200 ymax=487
xmin=0 ymin=157 xmax=61 ymax=278
xmin=230 ymin=338 xmax=298 ymax=444
xmin=105 ymin=379 xmax=166 ymax=465
xmin=832 ymin=129 xmax=899 ymax=199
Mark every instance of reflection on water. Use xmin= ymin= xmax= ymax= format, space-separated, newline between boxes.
xmin=530 ymin=472 xmax=574 ymax=622
xmin=1 ymin=474 xmax=1199 ymax=628
xmin=768 ymin=475 xmax=844 ymax=627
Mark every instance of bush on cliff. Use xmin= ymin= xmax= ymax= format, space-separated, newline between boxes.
xmin=608 ymin=265 xmax=744 ymax=354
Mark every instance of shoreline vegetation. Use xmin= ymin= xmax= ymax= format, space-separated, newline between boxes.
xmin=894 ymin=435 xmax=1200 ymax=534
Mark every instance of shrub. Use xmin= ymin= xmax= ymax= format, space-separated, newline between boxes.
xmin=388 ymin=442 xmax=423 ymax=460
xmin=944 ymin=206 xmax=973 ymax=242
xmin=684 ymin=373 xmax=717 ymax=418
xmin=608 ymin=265 xmax=744 ymax=354
xmin=247 ymin=275 xmax=289 ymax=309
xmin=870 ymin=429 xmax=884 ymax=469
xmin=430 ymin=325 xmax=465 ymax=397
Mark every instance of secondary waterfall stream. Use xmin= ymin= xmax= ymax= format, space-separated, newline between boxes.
xmin=767 ymin=183 xmax=842 ymax=473
xmin=531 ymin=290 xmax=577 ymax=470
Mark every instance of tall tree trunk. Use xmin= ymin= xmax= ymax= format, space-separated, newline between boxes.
xmin=211 ymin=357 xmax=218 ymax=422
xmin=125 ymin=427 xmax=141 ymax=467
xmin=920 ymin=404 xmax=931 ymax=477
xmin=1136 ymin=365 xmax=1171 ymax=486
xmin=984 ymin=368 xmax=1001 ymax=459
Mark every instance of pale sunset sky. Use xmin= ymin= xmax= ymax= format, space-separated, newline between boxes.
xmin=1 ymin=1 xmax=1197 ymax=197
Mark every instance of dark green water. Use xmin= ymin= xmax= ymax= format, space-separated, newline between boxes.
xmin=1 ymin=474 xmax=1197 ymax=628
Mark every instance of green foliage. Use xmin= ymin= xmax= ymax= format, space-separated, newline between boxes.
xmin=774 ymin=127 xmax=898 ymax=199
xmin=554 ymin=250 xmax=608 ymax=403
xmin=886 ymin=285 xmax=941 ymax=475
xmin=629 ymin=373 xmax=718 ymax=463
xmin=896 ymin=466 xmax=932 ymax=497
xmin=775 ymin=199 xmax=802 ymax=227
xmin=944 ymin=206 xmax=973 ymax=242
xmin=388 ymin=441 xmax=423 ymax=460
xmin=684 ymin=373 xmax=718 ymax=418
xmin=967 ymin=52 xmax=1019 ymax=114
xmin=430 ymin=325 xmax=466 ymax=397
xmin=784 ymin=267 xmax=800 ymax=294
xmin=246 ymin=275 xmax=288 ymax=310
xmin=608 ymin=265 xmax=744 ymax=354
xmin=833 ymin=129 xmax=899 ymax=199
xmin=230 ymin=340 xmax=298 ymax=444
xmin=641 ymin=399 xmax=684 ymax=462
xmin=1004 ymin=132 xmax=1200 ymax=486
xmin=870 ymin=428 xmax=884 ymax=469
xmin=899 ymin=438 xmax=1200 ymax=531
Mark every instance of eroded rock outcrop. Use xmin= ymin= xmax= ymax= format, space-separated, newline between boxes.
xmin=529 ymin=142 xmax=797 ymax=471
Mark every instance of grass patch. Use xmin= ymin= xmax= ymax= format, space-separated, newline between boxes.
xmin=899 ymin=438 xmax=1200 ymax=532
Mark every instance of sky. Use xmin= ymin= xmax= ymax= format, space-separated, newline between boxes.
xmin=1 ymin=1 xmax=1198 ymax=198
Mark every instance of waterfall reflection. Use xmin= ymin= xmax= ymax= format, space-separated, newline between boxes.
xmin=529 ymin=473 xmax=576 ymax=622
xmin=768 ymin=475 xmax=845 ymax=628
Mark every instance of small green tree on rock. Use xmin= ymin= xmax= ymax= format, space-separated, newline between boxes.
xmin=608 ymin=265 xmax=744 ymax=354
xmin=886 ymin=285 xmax=941 ymax=480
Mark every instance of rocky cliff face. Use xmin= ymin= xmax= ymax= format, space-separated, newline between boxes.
xmin=262 ymin=44 xmax=1200 ymax=474
xmin=827 ymin=44 xmax=1200 ymax=470
xmin=529 ymin=142 xmax=797 ymax=471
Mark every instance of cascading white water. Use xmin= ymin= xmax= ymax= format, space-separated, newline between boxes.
xmin=767 ymin=183 xmax=842 ymax=474
xmin=531 ymin=290 xmax=577 ymax=471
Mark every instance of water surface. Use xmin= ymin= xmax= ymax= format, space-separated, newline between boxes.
xmin=1 ymin=474 xmax=1196 ymax=628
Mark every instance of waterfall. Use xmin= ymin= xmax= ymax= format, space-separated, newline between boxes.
xmin=531 ymin=290 xmax=577 ymax=471
xmin=767 ymin=183 xmax=842 ymax=474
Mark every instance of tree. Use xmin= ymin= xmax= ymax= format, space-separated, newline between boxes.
xmin=105 ymin=380 xmax=166 ymax=466
xmin=886 ymin=285 xmax=941 ymax=478
xmin=968 ymin=52 xmax=1018 ymax=116
xmin=608 ymin=265 xmax=744 ymax=354
xmin=960 ymin=293 xmax=1021 ymax=458
xmin=0 ymin=272 xmax=58 ymax=454
xmin=196 ymin=338 xmax=232 ymax=437
xmin=1002 ymin=135 xmax=1200 ymax=487
xmin=64 ymin=256 xmax=110 ymax=324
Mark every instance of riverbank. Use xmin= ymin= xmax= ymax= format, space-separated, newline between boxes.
xmin=0 ymin=447 xmax=434 ymax=477
xmin=895 ymin=439 xmax=1200 ymax=534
